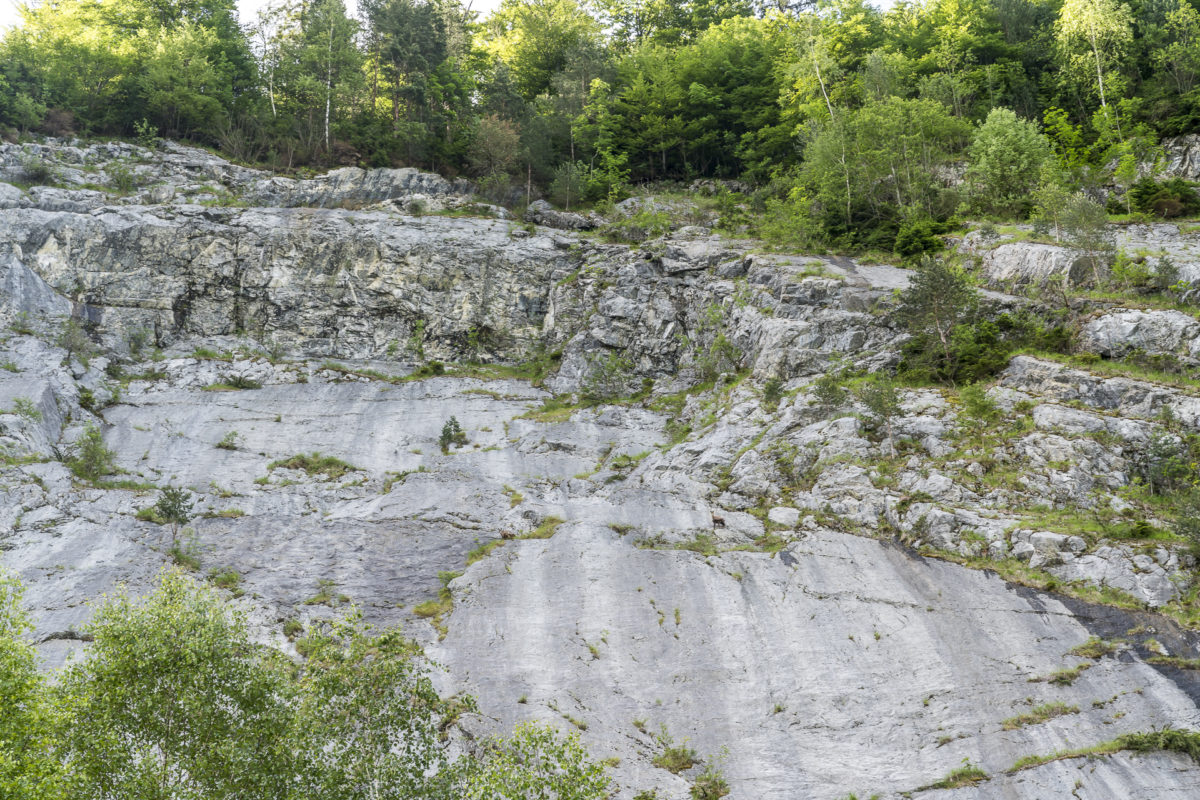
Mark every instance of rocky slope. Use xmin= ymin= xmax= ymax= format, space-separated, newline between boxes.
xmin=1 ymin=139 xmax=1199 ymax=799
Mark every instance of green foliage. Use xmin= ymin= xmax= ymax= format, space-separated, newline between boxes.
xmin=690 ymin=764 xmax=730 ymax=800
xmin=458 ymin=722 xmax=611 ymax=800
xmin=1128 ymin=177 xmax=1200 ymax=219
xmin=439 ymin=416 xmax=468 ymax=453
xmin=19 ymin=155 xmax=57 ymax=185
xmin=9 ymin=397 xmax=41 ymax=422
xmin=56 ymin=318 xmax=94 ymax=363
xmin=893 ymin=218 xmax=948 ymax=260
xmin=58 ymin=571 xmax=297 ymax=799
xmin=0 ymin=568 xmax=615 ymax=799
xmin=652 ymin=726 xmax=698 ymax=773
xmin=581 ymin=351 xmax=635 ymax=404
xmin=810 ymin=371 xmax=848 ymax=415
xmin=923 ymin=761 xmax=988 ymax=789
xmin=1132 ymin=431 xmax=1200 ymax=496
xmin=1061 ymin=192 xmax=1113 ymax=286
xmin=856 ymin=376 xmax=902 ymax=455
xmin=152 ymin=486 xmax=193 ymax=540
xmin=761 ymin=376 xmax=784 ymax=409
xmin=958 ymin=383 xmax=999 ymax=431
xmin=967 ymin=107 xmax=1054 ymax=217
xmin=68 ymin=423 xmax=117 ymax=482
xmin=269 ymin=452 xmax=359 ymax=479
xmin=0 ymin=570 xmax=66 ymax=799
xmin=1002 ymin=702 xmax=1079 ymax=729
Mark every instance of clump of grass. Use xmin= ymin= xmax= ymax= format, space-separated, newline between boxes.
xmin=207 ymin=567 xmax=242 ymax=596
xmin=1069 ymin=637 xmax=1119 ymax=659
xmin=1030 ymin=663 xmax=1092 ymax=686
xmin=521 ymin=515 xmax=564 ymax=539
xmin=466 ymin=539 xmax=504 ymax=565
xmin=652 ymin=727 xmax=698 ymax=774
xmin=653 ymin=745 xmax=698 ymax=774
xmin=191 ymin=347 xmax=232 ymax=361
xmin=412 ymin=570 xmax=461 ymax=639
xmin=1008 ymin=728 xmax=1200 ymax=773
xmin=1146 ymin=656 xmax=1200 ymax=670
xmin=1002 ymin=702 xmax=1079 ymax=730
xmin=677 ymin=533 xmax=719 ymax=557
xmin=202 ymin=374 xmax=262 ymax=391
xmin=921 ymin=762 xmax=988 ymax=790
xmin=303 ymin=578 xmax=349 ymax=607
xmin=168 ymin=544 xmax=201 ymax=571
xmin=282 ymin=619 xmax=304 ymax=640
xmin=269 ymin=452 xmax=359 ymax=479
xmin=518 ymin=396 xmax=580 ymax=423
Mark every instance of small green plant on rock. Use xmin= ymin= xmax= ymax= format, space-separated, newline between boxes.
xmin=1068 ymin=636 xmax=1118 ymax=659
xmin=268 ymin=452 xmax=359 ymax=479
xmin=216 ymin=431 xmax=241 ymax=450
xmin=1002 ymin=702 xmax=1078 ymax=729
xmin=581 ymin=351 xmax=634 ymax=404
xmin=690 ymin=764 xmax=730 ymax=800
xmin=652 ymin=727 xmax=698 ymax=774
xmin=57 ymin=318 xmax=94 ymax=364
xmin=923 ymin=759 xmax=988 ymax=789
xmin=761 ymin=376 xmax=784 ymax=410
xmin=69 ymin=424 xmax=117 ymax=482
xmin=151 ymin=486 xmax=193 ymax=546
xmin=10 ymin=397 xmax=41 ymax=421
xmin=439 ymin=416 xmax=468 ymax=453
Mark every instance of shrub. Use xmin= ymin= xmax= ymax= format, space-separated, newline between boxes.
xmin=690 ymin=766 xmax=730 ymax=800
xmin=1128 ymin=177 xmax=1200 ymax=219
xmin=894 ymin=218 xmax=946 ymax=259
xmin=439 ymin=417 xmax=468 ymax=453
xmin=581 ymin=351 xmax=634 ymax=404
xmin=652 ymin=727 xmax=697 ymax=774
xmin=57 ymin=318 xmax=94 ymax=363
xmin=107 ymin=163 xmax=140 ymax=194
xmin=69 ymin=424 xmax=117 ymax=481
xmin=762 ymin=377 xmax=784 ymax=409
xmin=19 ymin=155 xmax=57 ymax=185
xmin=152 ymin=486 xmax=193 ymax=543
xmin=11 ymin=397 xmax=42 ymax=422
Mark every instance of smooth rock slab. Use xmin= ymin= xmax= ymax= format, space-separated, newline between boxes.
xmin=434 ymin=527 xmax=1200 ymax=800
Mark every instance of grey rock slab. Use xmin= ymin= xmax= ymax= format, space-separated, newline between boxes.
xmin=434 ymin=527 xmax=1200 ymax=800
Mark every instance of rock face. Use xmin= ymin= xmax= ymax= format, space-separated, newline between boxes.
xmin=960 ymin=223 xmax=1200 ymax=288
xmin=1162 ymin=134 xmax=1200 ymax=181
xmin=1081 ymin=309 xmax=1200 ymax=360
xmin=1 ymin=140 xmax=1199 ymax=799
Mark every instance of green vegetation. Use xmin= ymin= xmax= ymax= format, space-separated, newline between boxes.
xmin=202 ymin=375 xmax=263 ymax=391
xmin=652 ymin=733 xmax=697 ymax=774
xmin=1069 ymin=637 xmax=1119 ymax=659
xmin=1002 ymin=702 xmax=1079 ymax=730
xmin=268 ymin=452 xmax=359 ymax=479
xmin=921 ymin=761 xmax=988 ymax=790
xmin=1009 ymin=728 xmax=1200 ymax=773
xmin=522 ymin=515 xmax=565 ymax=540
xmin=439 ymin=416 xmax=468 ymax=453
xmin=1031 ymin=664 xmax=1092 ymax=687
xmin=68 ymin=424 xmax=117 ymax=482
xmin=465 ymin=539 xmax=504 ymax=566
xmin=0 ymin=569 xmax=611 ymax=800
